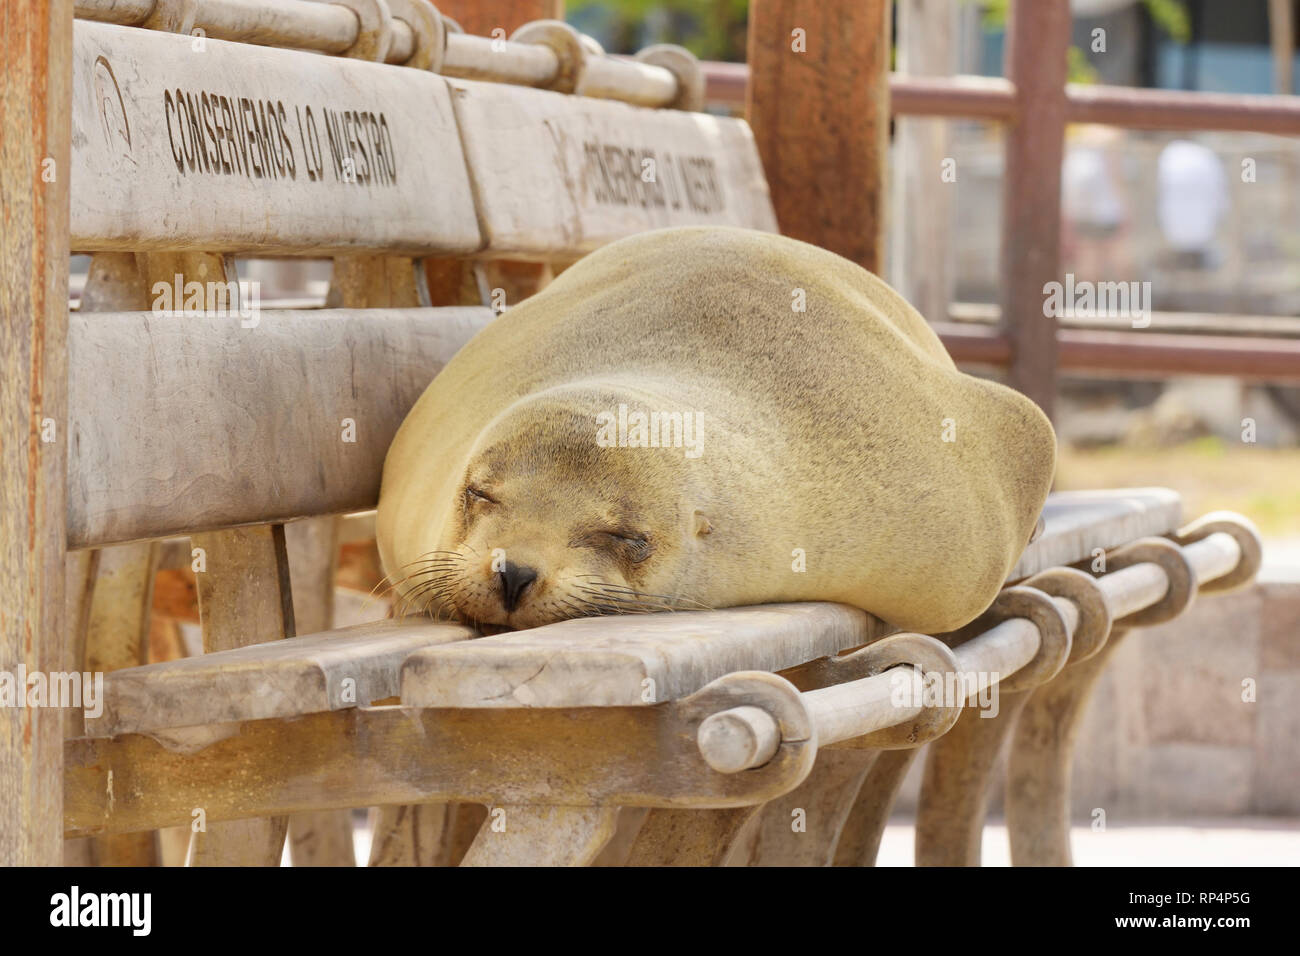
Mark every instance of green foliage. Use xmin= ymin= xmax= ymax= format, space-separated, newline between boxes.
xmin=1067 ymin=44 xmax=1099 ymax=84
xmin=1142 ymin=0 xmax=1191 ymax=42
xmin=979 ymin=0 xmax=1189 ymax=43
xmin=566 ymin=0 xmax=750 ymax=60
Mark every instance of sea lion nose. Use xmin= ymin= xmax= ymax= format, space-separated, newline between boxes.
xmin=497 ymin=561 xmax=538 ymax=613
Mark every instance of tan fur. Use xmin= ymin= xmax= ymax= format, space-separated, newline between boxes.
xmin=377 ymin=226 xmax=1056 ymax=633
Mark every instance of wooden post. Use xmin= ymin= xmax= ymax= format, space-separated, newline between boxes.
xmin=1000 ymin=0 xmax=1070 ymax=418
xmin=0 ymin=0 xmax=72 ymax=867
xmin=1270 ymin=0 xmax=1294 ymax=96
xmin=892 ymin=0 xmax=956 ymax=322
xmin=437 ymin=0 xmax=563 ymax=35
xmin=746 ymin=0 xmax=891 ymax=271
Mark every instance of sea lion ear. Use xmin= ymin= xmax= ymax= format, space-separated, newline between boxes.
xmin=1028 ymin=514 xmax=1046 ymax=545
xmin=693 ymin=511 xmax=713 ymax=536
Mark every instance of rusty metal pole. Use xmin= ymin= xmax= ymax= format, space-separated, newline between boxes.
xmin=1000 ymin=0 xmax=1071 ymax=418
xmin=747 ymin=0 xmax=891 ymax=272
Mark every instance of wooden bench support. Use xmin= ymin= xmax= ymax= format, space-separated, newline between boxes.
xmin=832 ymin=748 xmax=921 ymax=867
xmin=1005 ymin=629 xmax=1131 ymax=866
xmin=66 ymin=672 xmax=818 ymax=838
xmin=461 ymin=806 xmax=620 ymax=867
xmin=188 ymin=523 xmax=295 ymax=866
xmin=915 ymin=692 xmax=1032 ymax=866
xmin=367 ymin=803 xmax=486 ymax=867
xmin=284 ymin=517 xmax=354 ymax=867
xmin=743 ymin=749 xmax=879 ymax=866
xmin=83 ymin=542 xmax=161 ymax=866
xmin=624 ymin=807 xmax=764 ymax=867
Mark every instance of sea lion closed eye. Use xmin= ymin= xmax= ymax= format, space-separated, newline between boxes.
xmin=377 ymin=226 xmax=1056 ymax=633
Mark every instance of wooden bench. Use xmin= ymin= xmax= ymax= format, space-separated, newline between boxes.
xmin=22 ymin=2 xmax=1267 ymax=867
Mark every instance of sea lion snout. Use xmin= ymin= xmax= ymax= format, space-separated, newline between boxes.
xmin=497 ymin=561 xmax=538 ymax=613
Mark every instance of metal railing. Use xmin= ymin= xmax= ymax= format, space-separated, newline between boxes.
xmin=703 ymin=11 xmax=1300 ymax=402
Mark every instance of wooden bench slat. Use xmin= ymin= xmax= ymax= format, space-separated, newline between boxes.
xmin=87 ymin=618 xmax=476 ymax=738
xmin=450 ymin=78 xmax=779 ymax=258
xmin=67 ymin=306 xmax=493 ymax=548
xmin=1009 ymin=487 xmax=1182 ymax=580
xmin=400 ymin=603 xmax=888 ymax=709
xmin=71 ymin=21 xmax=481 ymax=254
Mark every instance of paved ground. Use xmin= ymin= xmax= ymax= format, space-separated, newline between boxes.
xmin=333 ymin=817 xmax=1300 ymax=865
xmin=876 ymin=819 xmax=1300 ymax=866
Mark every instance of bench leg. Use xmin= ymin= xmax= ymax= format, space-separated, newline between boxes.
xmin=288 ymin=811 xmax=357 ymax=868
xmin=832 ymin=748 xmax=921 ymax=866
xmin=367 ymin=803 xmax=486 ymax=866
xmin=189 ymin=819 xmax=289 ymax=867
xmin=1005 ymin=629 xmax=1130 ymax=866
xmin=187 ymin=524 xmax=294 ymax=866
xmin=915 ymin=692 xmax=1031 ymax=866
xmin=460 ymin=806 xmax=619 ymax=867
xmin=70 ymin=254 xmax=159 ymax=866
xmin=623 ymin=807 xmax=765 ymax=866
xmin=84 ymin=542 xmax=161 ymax=866
xmin=281 ymin=517 xmax=358 ymax=867
xmin=146 ymin=250 xmax=291 ymax=876
xmin=742 ymin=749 xmax=878 ymax=866
xmin=591 ymin=808 xmax=651 ymax=866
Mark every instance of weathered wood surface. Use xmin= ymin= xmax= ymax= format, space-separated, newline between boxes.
xmin=287 ymin=807 xmax=356 ymax=868
xmin=65 ymin=701 xmax=814 ymax=836
xmin=186 ymin=523 xmax=293 ymax=865
xmin=1 ymin=0 xmax=72 ymax=867
xmin=401 ymin=603 xmax=890 ymax=708
xmin=88 ymin=618 xmax=476 ymax=737
xmin=283 ymin=515 xmax=353 ymax=867
xmin=73 ymin=253 xmax=162 ymax=867
xmin=1005 ymin=628 xmax=1132 ymax=867
xmin=747 ymin=0 xmax=890 ymax=271
xmin=461 ymin=806 xmax=619 ymax=866
xmin=624 ymin=806 xmax=762 ymax=866
xmin=1008 ymin=488 xmax=1182 ymax=581
xmin=366 ymin=803 xmax=486 ymax=867
xmin=449 ymin=78 xmax=777 ymax=258
xmin=71 ymin=20 xmax=481 ymax=254
xmin=82 ymin=542 xmax=160 ymax=865
xmin=915 ymin=692 xmax=1032 ymax=867
xmin=67 ymin=306 xmax=493 ymax=548
xmin=832 ymin=748 xmax=920 ymax=866
xmin=743 ymin=749 xmax=877 ymax=866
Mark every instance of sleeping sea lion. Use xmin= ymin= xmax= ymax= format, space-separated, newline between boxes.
xmin=377 ymin=226 xmax=1055 ymax=634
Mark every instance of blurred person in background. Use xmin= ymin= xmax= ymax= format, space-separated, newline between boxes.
xmin=1157 ymin=138 xmax=1229 ymax=270
xmin=1061 ymin=124 xmax=1132 ymax=281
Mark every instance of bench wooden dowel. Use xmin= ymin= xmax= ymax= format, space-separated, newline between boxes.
xmin=73 ymin=0 xmax=157 ymax=25
xmin=1181 ymin=531 xmax=1242 ymax=586
xmin=442 ymin=32 xmax=559 ymax=85
xmin=803 ymin=672 xmax=923 ymax=748
xmin=190 ymin=0 xmax=360 ymax=53
xmin=577 ymin=55 xmax=680 ymax=108
xmin=73 ymin=0 xmax=413 ymax=58
xmin=387 ymin=17 xmax=415 ymax=61
xmin=1096 ymin=561 xmax=1172 ymax=620
xmin=1090 ymin=532 xmax=1237 ymax=621
xmin=697 ymin=706 xmax=781 ymax=774
xmin=951 ymin=619 xmax=1041 ymax=689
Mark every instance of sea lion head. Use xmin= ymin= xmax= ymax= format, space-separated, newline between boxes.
xmin=389 ymin=384 xmax=714 ymax=632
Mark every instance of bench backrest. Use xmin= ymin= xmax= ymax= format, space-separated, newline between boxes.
xmin=67 ymin=16 xmax=779 ymax=550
